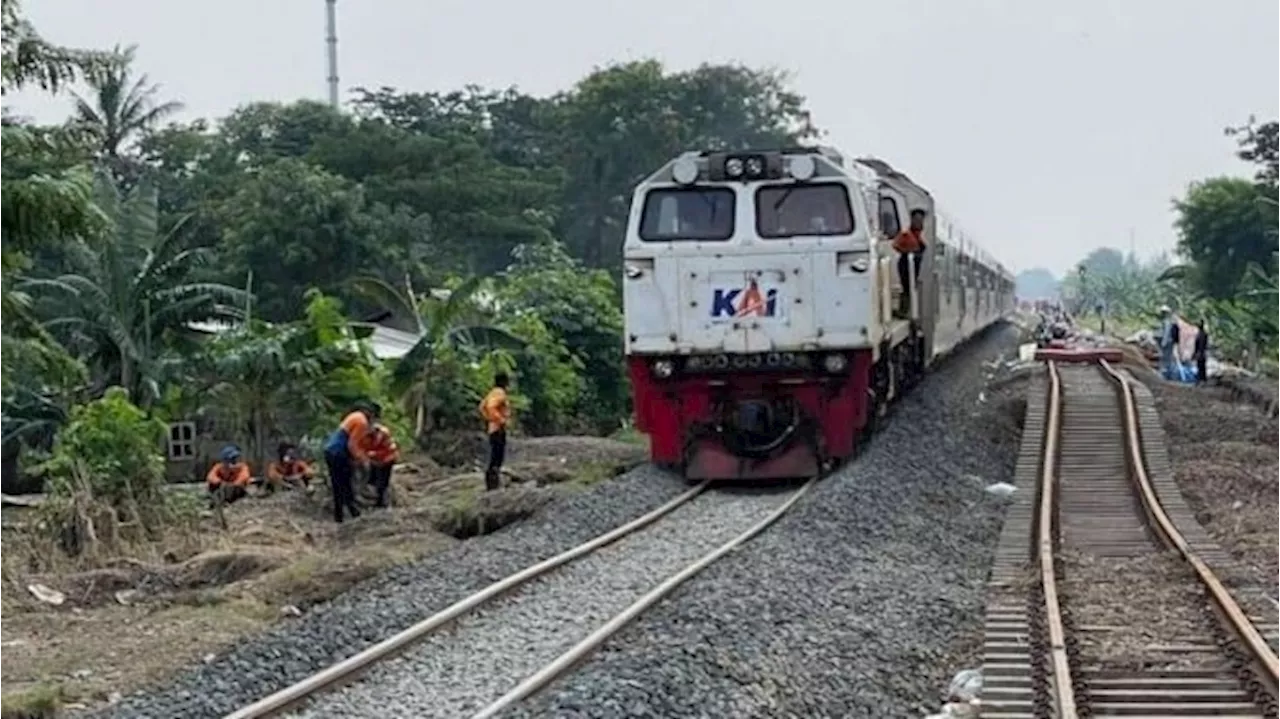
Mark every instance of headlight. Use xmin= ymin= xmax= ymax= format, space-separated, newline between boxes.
xmin=823 ymin=353 xmax=848 ymax=374
xmin=672 ymin=157 xmax=699 ymax=185
xmin=745 ymin=156 xmax=765 ymax=178
xmin=787 ymin=154 xmax=816 ymax=181
xmin=652 ymin=359 xmax=674 ymax=379
xmin=724 ymin=158 xmax=744 ymax=178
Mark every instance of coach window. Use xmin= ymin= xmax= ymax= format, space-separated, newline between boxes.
xmin=639 ymin=187 xmax=735 ymax=241
xmin=755 ymin=183 xmax=854 ymax=238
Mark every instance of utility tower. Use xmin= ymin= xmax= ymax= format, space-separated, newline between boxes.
xmin=325 ymin=0 xmax=339 ymax=109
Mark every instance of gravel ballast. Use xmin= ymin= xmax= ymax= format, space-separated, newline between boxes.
xmin=288 ymin=488 xmax=793 ymax=719
xmin=503 ymin=324 xmax=1024 ymax=719
xmin=81 ymin=465 xmax=689 ymax=719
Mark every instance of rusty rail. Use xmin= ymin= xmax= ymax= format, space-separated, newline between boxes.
xmin=1038 ymin=360 xmax=1080 ymax=717
xmin=1099 ymin=359 xmax=1278 ymax=701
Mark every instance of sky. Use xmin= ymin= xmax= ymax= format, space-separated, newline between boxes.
xmin=7 ymin=0 xmax=1278 ymax=277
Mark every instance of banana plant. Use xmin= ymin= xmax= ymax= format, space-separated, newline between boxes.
xmin=349 ymin=274 xmax=525 ymax=439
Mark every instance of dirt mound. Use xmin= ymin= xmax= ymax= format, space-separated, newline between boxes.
xmin=30 ymin=547 xmax=294 ymax=609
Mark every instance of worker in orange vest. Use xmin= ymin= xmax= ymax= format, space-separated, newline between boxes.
xmin=892 ymin=208 xmax=928 ymax=318
xmin=478 ymin=372 xmax=512 ymax=491
xmin=206 ymin=445 xmax=252 ymax=506
xmin=266 ymin=442 xmax=315 ymax=495
xmin=322 ymin=402 xmax=379 ymax=523
xmin=363 ymin=423 xmax=400 ymax=508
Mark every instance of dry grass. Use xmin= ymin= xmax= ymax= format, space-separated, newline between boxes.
xmin=0 ymin=435 xmax=647 ymax=711
xmin=1147 ymin=380 xmax=1279 ymax=592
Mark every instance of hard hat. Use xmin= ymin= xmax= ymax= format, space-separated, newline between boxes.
xmin=220 ymin=445 xmax=242 ymax=463
xmin=1158 ymin=305 xmax=1172 ymax=314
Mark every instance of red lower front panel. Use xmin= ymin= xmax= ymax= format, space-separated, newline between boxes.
xmin=628 ymin=352 xmax=873 ymax=479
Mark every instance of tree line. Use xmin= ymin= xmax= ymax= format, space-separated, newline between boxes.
xmin=1 ymin=0 xmax=817 ymax=499
xmin=1053 ymin=117 xmax=1278 ymax=369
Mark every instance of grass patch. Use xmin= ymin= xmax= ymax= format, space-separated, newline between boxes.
xmin=609 ymin=425 xmax=649 ymax=447
xmin=569 ymin=461 xmax=621 ymax=488
xmin=1 ymin=683 xmax=63 ymax=719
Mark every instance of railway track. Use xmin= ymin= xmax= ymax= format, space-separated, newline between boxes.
xmin=221 ymin=477 xmax=815 ymax=719
xmin=980 ymin=358 xmax=1279 ymax=718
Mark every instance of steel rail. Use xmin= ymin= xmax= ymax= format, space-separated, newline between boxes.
xmin=469 ymin=475 xmax=819 ymax=719
xmin=222 ymin=480 xmax=710 ymax=719
xmin=1039 ymin=360 xmax=1080 ymax=718
xmin=1099 ymin=359 xmax=1279 ymax=696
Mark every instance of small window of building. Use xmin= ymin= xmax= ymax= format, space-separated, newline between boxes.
xmin=168 ymin=422 xmax=196 ymax=461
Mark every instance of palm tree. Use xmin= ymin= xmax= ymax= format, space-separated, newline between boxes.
xmin=350 ymin=274 xmax=523 ymax=439
xmin=19 ymin=175 xmax=247 ymax=405
xmin=70 ymin=44 xmax=182 ymax=162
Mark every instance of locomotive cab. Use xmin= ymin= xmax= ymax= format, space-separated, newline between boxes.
xmin=623 ymin=148 xmax=880 ymax=480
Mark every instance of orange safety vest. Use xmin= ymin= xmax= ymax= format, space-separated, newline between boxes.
xmin=207 ymin=461 xmax=251 ymax=488
xmin=892 ymin=228 xmax=925 ymax=254
xmin=479 ymin=387 xmax=510 ymax=434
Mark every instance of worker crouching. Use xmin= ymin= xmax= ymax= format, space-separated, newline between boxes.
xmin=363 ymin=424 xmax=400 ymax=508
xmin=266 ymin=442 xmax=315 ymax=495
xmin=207 ymin=445 xmax=251 ymax=506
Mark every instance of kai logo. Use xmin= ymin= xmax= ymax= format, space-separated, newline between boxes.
xmin=711 ymin=278 xmax=779 ymax=321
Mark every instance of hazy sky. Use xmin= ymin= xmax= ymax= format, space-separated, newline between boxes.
xmin=8 ymin=0 xmax=1278 ymax=276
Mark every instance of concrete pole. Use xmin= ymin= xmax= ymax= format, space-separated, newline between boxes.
xmin=325 ymin=0 xmax=339 ymax=108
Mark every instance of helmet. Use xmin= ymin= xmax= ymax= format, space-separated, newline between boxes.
xmin=220 ymin=445 xmax=242 ymax=463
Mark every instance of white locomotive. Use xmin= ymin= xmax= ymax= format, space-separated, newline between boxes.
xmin=623 ymin=146 xmax=1014 ymax=480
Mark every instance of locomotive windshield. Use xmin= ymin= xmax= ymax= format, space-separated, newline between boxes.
xmin=638 ymin=188 xmax=735 ymax=241
xmin=755 ymin=183 xmax=854 ymax=238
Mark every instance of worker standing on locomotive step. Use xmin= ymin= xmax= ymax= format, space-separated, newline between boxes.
xmin=893 ymin=208 xmax=928 ymax=318
xmin=479 ymin=372 xmax=512 ymax=492
xmin=266 ymin=442 xmax=315 ymax=495
xmin=363 ymin=423 xmax=399 ymax=508
xmin=323 ymin=402 xmax=379 ymax=523
xmin=206 ymin=445 xmax=252 ymax=507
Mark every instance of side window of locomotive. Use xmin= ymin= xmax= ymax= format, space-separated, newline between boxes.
xmin=878 ymin=196 xmax=901 ymax=238
xmin=638 ymin=188 xmax=736 ymax=241
xmin=755 ymin=183 xmax=854 ymax=238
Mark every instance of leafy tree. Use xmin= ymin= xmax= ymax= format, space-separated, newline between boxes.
xmin=20 ymin=177 xmax=247 ymax=403
xmin=214 ymin=158 xmax=399 ymax=321
xmin=1173 ymin=177 xmax=1278 ymax=300
xmin=1226 ymin=116 xmax=1279 ymax=189
xmin=497 ymin=242 xmax=625 ymax=432
xmin=70 ymin=45 xmax=183 ymax=167
xmin=0 ymin=0 xmax=112 ymax=94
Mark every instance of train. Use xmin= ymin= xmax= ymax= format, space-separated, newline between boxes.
xmin=622 ymin=146 xmax=1015 ymax=481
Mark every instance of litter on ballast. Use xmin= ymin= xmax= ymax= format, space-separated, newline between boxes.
xmin=984 ymin=482 xmax=1017 ymax=498
xmin=922 ymin=668 xmax=983 ymax=718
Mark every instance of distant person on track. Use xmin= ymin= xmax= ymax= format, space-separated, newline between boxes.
xmin=364 ymin=423 xmax=400 ymax=508
xmin=207 ymin=445 xmax=251 ymax=507
xmin=1158 ymin=305 xmax=1181 ymax=379
xmin=479 ymin=372 xmax=512 ymax=492
xmin=266 ymin=442 xmax=315 ymax=495
xmin=323 ymin=402 xmax=379 ymax=523
xmin=1193 ymin=320 xmax=1209 ymax=385
xmin=892 ymin=208 xmax=928 ymax=318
